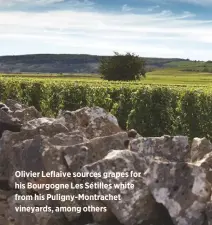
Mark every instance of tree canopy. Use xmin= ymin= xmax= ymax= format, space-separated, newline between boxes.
xmin=99 ymin=52 xmax=146 ymax=81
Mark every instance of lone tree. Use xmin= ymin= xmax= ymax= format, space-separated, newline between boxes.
xmin=99 ymin=52 xmax=146 ymax=81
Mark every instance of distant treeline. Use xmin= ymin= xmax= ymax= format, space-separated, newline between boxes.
xmin=0 ymin=54 xmax=190 ymax=74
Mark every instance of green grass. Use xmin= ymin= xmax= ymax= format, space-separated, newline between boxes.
xmin=165 ymin=60 xmax=204 ymax=67
xmin=164 ymin=61 xmax=212 ymax=72
xmin=2 ymin=68 xmax=212 ymax=86
xmin=143 ymin=69 xmax=212 ymax=85
xmin=0 ymin=73 xmax=100 ymax=78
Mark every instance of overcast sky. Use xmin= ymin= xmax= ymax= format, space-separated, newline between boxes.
xmin=1 ymin=0 xmax=212 ymax=60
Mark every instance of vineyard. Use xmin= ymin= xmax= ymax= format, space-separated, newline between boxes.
xmin=1 ymin=72 xmax=212 ymax=140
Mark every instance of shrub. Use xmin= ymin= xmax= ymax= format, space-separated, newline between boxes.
xmin=99 ymin=52 xmax=146 ymax=81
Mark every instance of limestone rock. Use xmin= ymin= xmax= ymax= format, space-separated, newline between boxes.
xmin=127 ymin=129 xmax=139 ymax=139
xmin=58 ymin=106 xmax=122 ymax=139
xmin=41 ymin=133 xmax=129 ymax=222
xmin=0 ymin=130 xmax=40 ymax=177
xmin=41 ymin=139 xmax=83 ymax=222
xmin=82 ymin=150 xmax=156 ymax=225
xmin=0 ymin=108 xmax=15 ymax=124
xmin=130 ymin=135 xmax=190 ymax=162
xmin=145 ymin=159 xmax=211 ymax=225
xmin=0 ymin=118 xmax=71 ymax=177
xmin=9 ymin=136 xmax=46 ymax=188
xmin=0 ymin=108 xmax=22 ymax=138
xmin=194 ymin=151 xmax=212 ymax=184
xmin=13 ymin=106 xmax=42 ymax=123
xmin=48 ymin=133 xmax=88 ymax=146
xmin=84 ymin=224 xmax=100 ymax=225
xmin=1 ymin=100 xmax=212 ymax=225
xmin=5 ymin=99 xmax=27 ymax=111
xmin=7 ymin=195 xmax=68 ymax=225
xmin=1 ymin=132 xmax=86 ymax=222
xmin=22 ymin=117 xmax=56 ymax=130
xmin=0 ymin=102 xmax=12 ymax=114
xmin=0 ymin=121 xmax=21 ymax=139
xmin=22 ymin=117 xmax=70 ymax=137
xmin=206 ymin=200 xmax=212 ymax=225
xmin=85 ymin=201 xmax=115 ymax=223
xmin=64 ymin=132 xmax=128 ymax=169
xmin=191 ymin=137 xmax=212 ymax=162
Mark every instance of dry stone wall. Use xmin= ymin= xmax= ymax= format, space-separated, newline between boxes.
xmin=0 ymin=100 xmax=211 ymax=225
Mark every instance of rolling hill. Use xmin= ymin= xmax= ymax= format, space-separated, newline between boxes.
xmin=0 ymin=54 xmax=211 ymax=74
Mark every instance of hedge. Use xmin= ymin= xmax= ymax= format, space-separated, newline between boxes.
xmin=0 ymin=77 xmax=211 ymax=140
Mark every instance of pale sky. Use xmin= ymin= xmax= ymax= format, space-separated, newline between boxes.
xmin=1 ymin=0 xmax=212 ymax=60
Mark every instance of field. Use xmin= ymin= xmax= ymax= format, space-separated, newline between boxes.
xmin=144 ymin=69 xmax=212 ymax=85
xmin=2 ymin=68 xmax=212 ymax=86
xmin=1 ymin=68 xmax=212 ymax=140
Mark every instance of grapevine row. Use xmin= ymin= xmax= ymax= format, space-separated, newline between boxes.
xmin=0 ymin=77 xmax=212 ymax=139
